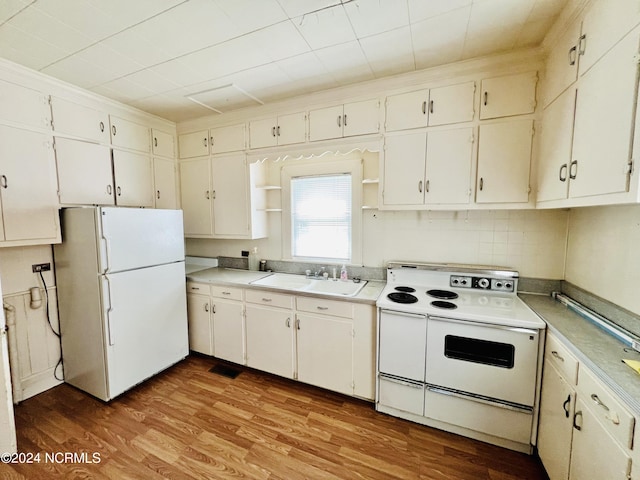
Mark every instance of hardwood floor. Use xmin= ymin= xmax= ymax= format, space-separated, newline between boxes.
xmin=1 ymin=355 xmax=549 ymax=479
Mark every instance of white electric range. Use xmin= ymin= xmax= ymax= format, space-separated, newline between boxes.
xmin=375 ymin=262 xmax=546 ymax=454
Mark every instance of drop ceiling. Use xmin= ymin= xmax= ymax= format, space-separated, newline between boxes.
xmin=0 ymin=0 xmax=568 ymax=123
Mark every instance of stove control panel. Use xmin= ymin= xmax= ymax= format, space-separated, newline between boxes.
xmin=450 ymin=275 xmax=515 ymax=292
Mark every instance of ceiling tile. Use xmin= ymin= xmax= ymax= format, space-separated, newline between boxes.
xmin=245 ymin=21 xmax=310 ymax=62
xmin=149 ymin=57 xmax=207 ymax=87
xmin=90 ymin=78 xmax=155 ymax=103
xmin=130 ymin=93 xmax=214 ymax=122
xmin=0 ymin=0 xmax=35 ymax=24
xmin=408 ymin=0 xmax=472 ymax=23
xmin=359 ymin=26 xmax=415 ymax=78
xmin=214 ymin=0 xmax=288 ymax=34
xmin=467 ymin=0 xmax=534 ymax=34
xmin=293 ymin=4 xmax=356 ymax=50
xmin=314 ymin=40 xmax=374 ymax=85
xmin=462 ymin=26 xmax=521 ymax=59
xmin=86 ymin=0 xmax=188 ymax=30
xmin=0 ymin=23 xmax=67 ymax=70
xmin=343 ymin=0 xmax=409 ymax=38
xmin=412 ymin=6 xmax=470 ymax=70
xmin=42 ymin=55 xmax=115 ymax=89
xmin=277 ymin=52 xmax=333 ymax=82
xmin=55 ymin=43 xmax=144 ymax=84
xmin=276 ymin=0 xmax=338 ymax=18
xmin=528 ymin=0 xmax=567 ymax=22
xmin=101 ymin=29 xmax=174 ymax=68
xmin=113 ymin=69 xmax=182 ymax=96
xmin=515 ymin=17 xmax=556 ymax=47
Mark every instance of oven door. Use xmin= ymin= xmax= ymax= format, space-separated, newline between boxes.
xmin=425 ymin=316 xmax=540 ymax=408
xmin=378 ymin=309 xmax=427 ymax=382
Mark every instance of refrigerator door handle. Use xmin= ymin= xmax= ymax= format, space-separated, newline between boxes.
xmin=104 ymin=276 xmax=114 ymax=346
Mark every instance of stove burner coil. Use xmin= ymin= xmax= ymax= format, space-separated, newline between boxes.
xmin=431 ymin=300 xmax=457 ymax=309
xmin=427 ymin=289 xmax=459 ymax=300
xmin=387 ymin=292 xmax=418 ymax=304
xmin=394 ymin=286 xmax=416 ymax=293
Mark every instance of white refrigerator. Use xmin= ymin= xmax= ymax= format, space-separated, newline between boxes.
xmin=54 ymin=207 xmax=189 ymax=401
xmin=0 ymin=277 xmax=17 ymax=454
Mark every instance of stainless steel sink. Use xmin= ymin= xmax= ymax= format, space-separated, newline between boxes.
xmin=250 ymin=272 xmax=367 ymax=297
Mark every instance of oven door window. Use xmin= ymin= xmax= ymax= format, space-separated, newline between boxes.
xmin=444 ymin=335 xmax=515 ymax=369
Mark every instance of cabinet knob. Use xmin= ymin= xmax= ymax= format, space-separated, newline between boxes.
xmin=429 ymin=100 xmax=434 ymax=114
xmin=569 ymin=160 xmax=578 ymax=180
xmin=573 ymin=410 xmax=582 ymax=431
xmin=286 ymin=318 xmax=291 ymax=328
xmin=479 ymin=177 xmax=484 ymax=191
xmin=99 ymin=121 xmax=105 ymax=132
xmin=154 ymin=137 xmax=158 ymax=147
xmin=559 ymin=165 xmax=568 ymax=182
xmin=117 ymin=186 xmax=122 ymax=196
xmin=568 ymin=45 xmax=577 ymax=66
xmin=578 ymin=33 xmax=587 ymax=56
xmin=157 ymin=190 xmax=161 ymax=199
xmin=483 ymin=91 xmax=488 ymax=106
xmin=0 ymin=175 xmax=7 ymax=189
xmin=563 ymin=394 xmax=571 ymax=418
xmin=422 ymin=101 xmax=426 ymax=115
xmin=112 ymin=125 xmax=117 ymax=136
xmin=337 ymin=115 xmax=342 ymax=128
xmin=107 ymin=185 xmax=112 ymax=195
xmin=418 ymin=180 xmax=423 ymax=193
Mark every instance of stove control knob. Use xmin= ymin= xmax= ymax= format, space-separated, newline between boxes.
xmin=478 ymin=278 xmax=490 ymax=289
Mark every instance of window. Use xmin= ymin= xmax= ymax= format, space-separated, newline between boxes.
xmin=281 ymin=157 xmax=362 ymax=264
xmin=291 ymin=174 xmax=352 ymax=261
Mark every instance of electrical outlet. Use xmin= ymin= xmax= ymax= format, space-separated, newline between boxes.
xmin=32 ymin=263 xmax=51 ymax=273
xmin=241 ymin=250 xmax=249 ymax=257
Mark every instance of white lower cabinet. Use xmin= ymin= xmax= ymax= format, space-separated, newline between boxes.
xmin=186 ymin=283 xmax=213 ymax=355
xmin=537 ymin=332 xmax=637 ymax=480
xmin=211 ymin=285 xmax=245 ymax=365
xmin=245 ymin=290 xmax=295 ymax=379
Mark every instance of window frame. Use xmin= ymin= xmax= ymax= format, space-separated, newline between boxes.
xmin=281 ymin=157 xmax=363 ymax=265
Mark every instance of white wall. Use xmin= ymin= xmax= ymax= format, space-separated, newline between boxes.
xmin=187 ymin=208 xmax=568 ymax=280
xmin=565 ymin=204 xmax=640 ymax=316
xmin=0 ymin=246 xmax=55 ymax=295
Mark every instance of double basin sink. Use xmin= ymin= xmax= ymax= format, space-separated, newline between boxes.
xmin=250 ymin=272 xmax=367 ymax=298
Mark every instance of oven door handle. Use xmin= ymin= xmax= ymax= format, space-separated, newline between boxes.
xmin=428 ymin=316 xmax=539 ymax=336
xmin=426 ymin=385 xmax=533 ymax=413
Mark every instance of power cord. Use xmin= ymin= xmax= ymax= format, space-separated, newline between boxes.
xmin=38 ymin=270 xmax=63 ymax=381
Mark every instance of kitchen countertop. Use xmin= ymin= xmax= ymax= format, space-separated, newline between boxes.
xmin=520 ymin=293 xmax=640 ymax=416
xmin=186 ymin=267 xmax=385 ymax=305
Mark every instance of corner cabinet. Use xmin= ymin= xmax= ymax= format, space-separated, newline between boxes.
xmin=179 ymin=154 xmax=267 ymax=239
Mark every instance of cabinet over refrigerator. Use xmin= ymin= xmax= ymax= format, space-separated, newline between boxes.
xmin=54 ymin=207 xmax=189 ymax=401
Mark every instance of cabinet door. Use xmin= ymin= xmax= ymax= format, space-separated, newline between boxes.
xmin=249 ymin=117 xmax=278 ymax=149
xmin=211 ymin=154 xmax=249 ymax=237
xmin=428 ymin=82 xmax=475 ymax=126
xmin=542 ymin=21 xmax=581 ymax=108
xmin=179 ymin=158 xmax=213 ymax=236
xmin=425 ymin=127 xmax=473 ymax=205
xmin=54 ymin=138 xmax=114 ymax=205
xmin=113 ymin=150 xmax=153 ymax=207
xmin=0 ymin=127 xmax=59 ymax=241
xmin=352 ymin=304 xmax=376 ymax=401
xmin=212 ymin=300 xmax=244 ymax=365
xmin=569 ymin=30 xmax=638 ymax=199
xmin=0 ymin=79 xmax=51 ymax=130
xmin=277 ymin=112 xmax=306 ymax=146
xmin=537 ymin=360 xmax=575 ymax=480
xmin=569 ymin=398 xmax=632 ymax=480
xmin=153 ymin=157 xmax=178 ymax=209
xmin=309 ymin=104 xmax=344 ymax=141
xmin=210 ymin=124 xmax=245 ymax=154
xmin=537 ymin=88 xmax=576 ymax=203
xmin=245 ymin=305 xmax=294 ymax=378
xmin=479 ymin=72 xmax=538 ymax=120
xmin=296 ymin=313 xmax=353 ymax=396
xmin=578 ymin=0 xmax=640 ymax=77
xmin=151 ymin=129 xmax=175 ymax=158
xmin=476 ymin=120 xmax=533 ymax=204
xmin=382 ymin=132 xmax=427 ymax=206
xmin=109 ymin=116 xmax=150 ymax=153
xmin=178 ymin=130 xmax=210 ymax=158
xmin=385 ymin=89 xmax=429 ymax=132
xmin=186 ymin=293 xmax=213 ymax=355
xmin=50 ymin=97 xmax=110 ymax=143
xmin=343 ymin=99 xmax=380 ymax=137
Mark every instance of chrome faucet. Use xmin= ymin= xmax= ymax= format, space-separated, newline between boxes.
xmin=306 ymin=266 xmax=329 ymax=279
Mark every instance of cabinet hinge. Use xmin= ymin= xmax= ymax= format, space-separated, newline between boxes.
xmin=627 ymin=159 xmax=634 ymax=175
xmin=351 ymin=381 xmax=355 ymax=389
xmin=351 ymin=329 xmax=355 ymax=338
xmin=634 ymin=53 xmax=640 ymax=65
xmin=527 ymin=185 xmax=532 ymax=194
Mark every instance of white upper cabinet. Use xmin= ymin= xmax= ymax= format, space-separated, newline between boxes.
xmin=50 ymin=97 xmax=110 ymax=143
xmin=309 ymin=99 xmax=379 ymax=141
xmin=112 ymin=150 xmax=153 ymax=207
xmin=0 ymin=79 xmax=51 ymax=131
xmin=180 ymin=157 xmax=213 ymax=236
xmin=109 ymin=115 xmax=150 ymax=153
xmin=568 ymin=29 xmax=639 ymax=200
xmin=151 ymin=128 xmax=175 ymax=158
xmin=179 ymin=124 xmax=246 ymax=158
xmin=178 ymin=130 xmax=210 ymax=158
xmin=479 ymin=72 xmax=538 ymax=120
xmin=54 ymin=138 xmax=114 ymax=206
xmin=211 ymin=154 xmax=250 ymax=237
xmin=0 ymin=126 xmax=59 ymax=242
xmin=428 ymin=82 xmax=476 ymax=127
xmin=385 ymin=89 xmax=430 ymax=131
xmin=542 ymin=20 xmax=582 ymax=108
xmin=210 ymin=124 xmax=246 ymax=154
xmin=249 ymin=112 xmax=306 ymax=149
xmin=578 ymin=0 xmax=640 ymax=77
xmin=476 ymin=119 xmax=533 ymax=204
xmin=382 ymin=127 xmax=473 ymax=207
xmin=153 ymin=158 xmax=178 ymax=209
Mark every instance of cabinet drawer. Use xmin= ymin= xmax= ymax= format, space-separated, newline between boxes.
xmin=245 ymin=289 xmax=293 ymax=309
xmin=577 ymin=366 xmax=635 ymax=449
xmin=296 ymin=296 xmax=353 ymax=318
xmin=378 ymin=375 xmax=424 ymax=416
xmin=187 ymin=282 xmax=209 ymax=295
xmin=546 ymin=333 xmax=579 ymax=385
xmin=211 ymin=285 xmax=243 ymax=301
